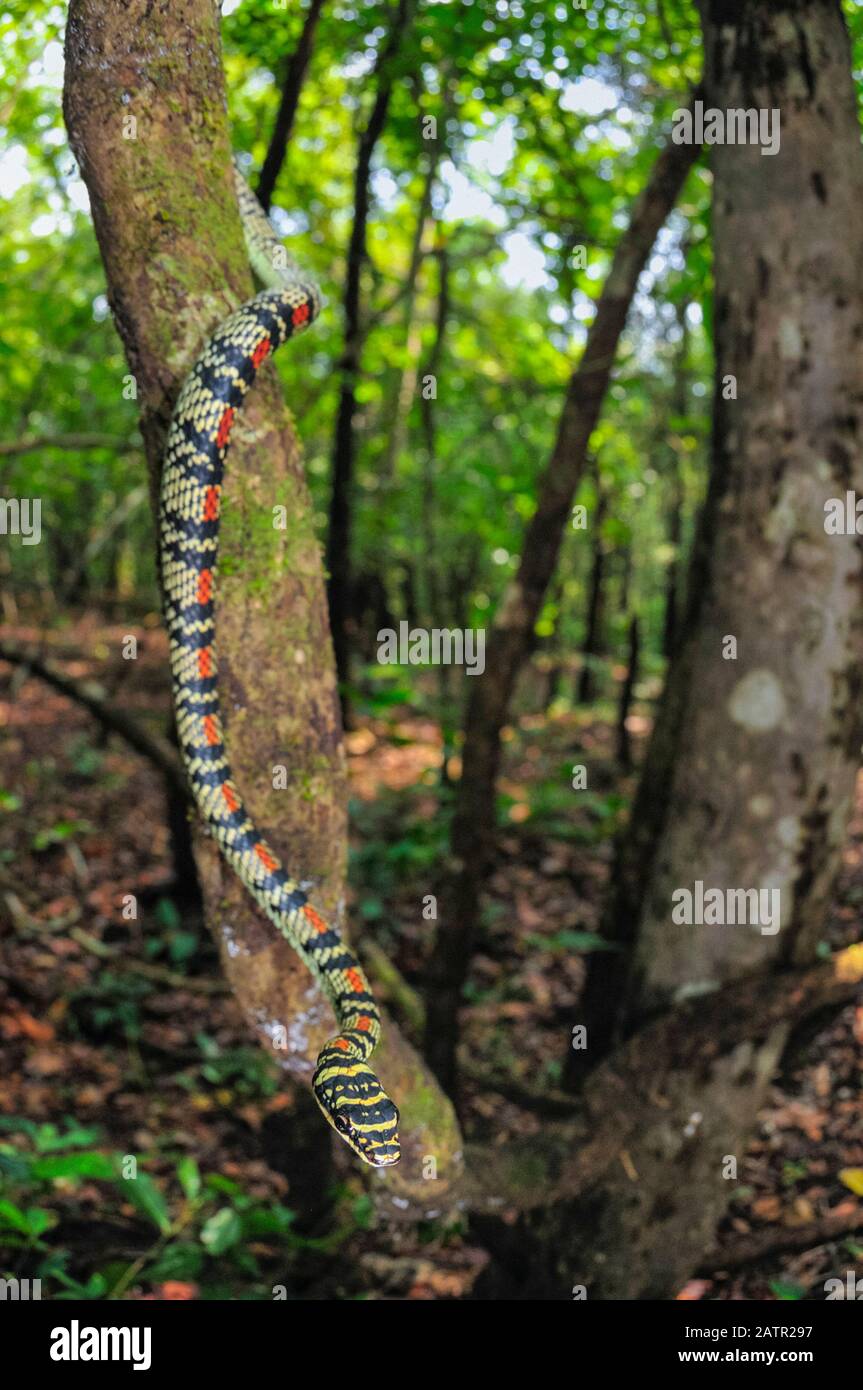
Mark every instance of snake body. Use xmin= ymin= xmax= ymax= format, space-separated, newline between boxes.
xmin=159 ymin=165 xmax=400 ymax=1167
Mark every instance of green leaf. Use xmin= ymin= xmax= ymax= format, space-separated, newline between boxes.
xmin=241 ymin=1204 xmax=295 ymax=1237
xmin=0 ymin=1198 xmax=33 ymax=1233
xmin=35 ymin=1121 xmax=102 ymax=1153
xmin=0 ymin=1116 xmax=39 ymax=1139
xmin=120 ymin=1172 xmax=172 ymax=1234
xmin=31 ymin=819 xmax=90 ymax=851
xmin=155 ymin=897 xmax=182 ymax=931
xmin=769 ymin=1279 xmax=805 ymax=1301
xmin=0 ymin=1199 xmax=54 ymax=1237
xmin=53 ymin=1272 xmax=108 ymax=1300
xmin=352 ymin=1194 xmax=374 ymax=1230
xmin=168 ymin=931 xmax=199 ymax=964
xmin=177 ymin=1156 xmax=201 ymax=1201
xmin=204 ymin=1173 xmax=240 ymax=1196
xmin=0 ymin=1150 xmax=32 ymax=1181
xmin=146 ymin=1243 xmax=203 ymax=1282
xmin=31 ymin=1152 xmax=117 ymax=1181
xmin=200 ymin=1207 xmax=243 ymax=1255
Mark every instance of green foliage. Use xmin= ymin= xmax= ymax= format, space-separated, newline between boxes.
xmin=31 ymin=818 xmax=93 ymax=851
xmin=179 ymin=1035 xmax=281 ymax=1100
xmin=525 ymin=929 xmax=620 ymax=953
xmin=768 ymin=1279 xmax=806 ymax=1302
xmin=1 ymin=0 xmax=717 ymax=713
xmin=0 ymin=1111 xmax=374 ymax=1298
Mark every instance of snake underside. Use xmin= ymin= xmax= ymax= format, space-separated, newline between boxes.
xmin=159 ymin=165 xmax=400 ymax=1167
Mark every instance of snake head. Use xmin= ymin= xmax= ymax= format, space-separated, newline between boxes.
xmin=313 ymin=1056 xmax=401 ymax=1167
xmin=333 ymin=1096 xmax=401 ymax=1168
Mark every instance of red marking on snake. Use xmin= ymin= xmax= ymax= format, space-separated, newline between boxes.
xmin=251 ymin=336 xmax=271 ymax=368
xmin=292 ymin=303 xmax=310 ymax=328
xmin=355 ymin=1017 xmax=371 ymax=1032
xmin=346 ymin=969 xmax=365 ymax=994
xmin=254 ymin=844 xmax=278 ymax=872
xmin=302 ymin=905 xmax=329 ymax=935
xmin=198 ymin=646 xmax=213 ymax=678
xmin=202 ymin=486 xmax=220 ymax=521
xmin=196 ymin=569 xmax=213 ymax=604
xmin=202 ymin=715 xmax=219 ymax=745
xmin=333 ymin=1038 xmax=350 ymax=1052
xmin=216 ymin=407 xmax=235 ymax=449
xmin=221 ymin=783 xmax=239 ymax=813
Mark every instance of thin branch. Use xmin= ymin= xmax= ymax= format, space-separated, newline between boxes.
xmin=0 ymin=433 xmax=141 ymax=458
xmin=326 ymin=0 xmax=417 ymax=700
xmin=0 ymin=639 xmax=187 ymax=798
xmin=704 ymin=1208 xmax=863 ymax=1274
xmin=256 ymin=0 xmax=328 ymax=212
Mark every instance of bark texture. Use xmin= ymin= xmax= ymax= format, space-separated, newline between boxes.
xmin=565 ymin=0 xmax=863 ymax=1295
xmin=606 ymin=0 xmax=863 ymax=1023
xmin=64 ymin=0 xmax=461 ymax=1217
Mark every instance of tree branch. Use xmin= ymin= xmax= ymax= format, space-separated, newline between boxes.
xmin=464 ymin=948 xmax=863 ymax=1219
xmin=325 ymin=0 xmax=416 ymax=703
xmin=0 ymin=639 xmax=187 ymax=797
xmin=0 ymin=434 xmax=140 ymax=457
xmin=704 ymin=1207 xmax=863 ymax=1275
xmin=256 ymin=0 xmax=328 ymax=212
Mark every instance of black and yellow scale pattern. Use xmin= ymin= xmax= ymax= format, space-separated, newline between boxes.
xmin=159 ymin=164 xmax=400 ymax=1167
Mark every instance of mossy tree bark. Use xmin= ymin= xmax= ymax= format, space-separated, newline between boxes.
xmin=63 ymin=0 xmax=461 ymax=1217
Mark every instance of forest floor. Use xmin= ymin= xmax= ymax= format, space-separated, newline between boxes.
xmin=0 ymin=615 xmax=861 ymax=1300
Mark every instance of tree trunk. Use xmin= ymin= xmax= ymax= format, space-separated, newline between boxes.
xmin=569 ymin=0 xmax=863 ymax=1295
xmin=661 ymin=302 xmax=690 ymax=660
xmin=256 ymin=0 xmax=327 ymax=213
xmin=615 ymin=614 xmax=639 ymax=771
xmin=424 ymin=105 xmax=702 ymax=1089
xmin=575 ymin=485 xmax=608 ymax=704
xmin=63 ymin=0 xmax=461 ymax=1218
xmin=325 ymin=0 xmax=415 ymax=716
xmin=378 ymin=149 xmax=438 ymax=483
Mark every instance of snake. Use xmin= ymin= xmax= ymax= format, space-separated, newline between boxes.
xmin=158 ymin=162 xmax=400 ymax=1168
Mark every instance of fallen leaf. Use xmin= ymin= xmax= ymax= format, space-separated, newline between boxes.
xmin=753 ymin=1195 xmax=783 ymax=1222
xmin=677 ymin=1280 xmax=712 ymax=1300
xmin=0 ymin=1009 xmax=55 ymax=1043
xmin=834 ymin=943 xmax=863 ymax=983
xmin=839 ymin=1169 xmax=863 ymax=1197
